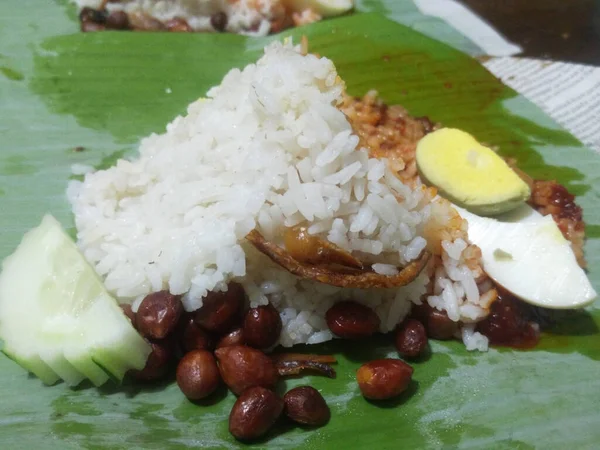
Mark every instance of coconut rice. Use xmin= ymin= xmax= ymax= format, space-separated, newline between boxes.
xmin=68 ymin=41 xmax=491 ymax=351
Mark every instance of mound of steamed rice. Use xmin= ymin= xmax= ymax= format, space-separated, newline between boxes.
xmin=67 ymin=41 xmax=491 ymax=351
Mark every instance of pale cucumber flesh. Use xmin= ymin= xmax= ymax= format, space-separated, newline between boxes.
xmin=0 ymin=214 xmax=151 ymax=386
xmin=53 ymin=298 xmax=149 ymax=383
xmin=37 ymin=350 xmax=86 ymax=387
xmin=63 ymin=350 xmax=110 ymax=387
xmin=2 ymin=349 xmax=60 ymax=386
xmin=0 ymin=218 xmax=67 ymax=385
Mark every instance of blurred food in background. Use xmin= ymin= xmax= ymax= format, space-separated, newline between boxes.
xmin=75 ymin=0 xmax=354 ymax=35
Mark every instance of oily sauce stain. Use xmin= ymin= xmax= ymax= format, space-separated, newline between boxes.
xmin=476 ymin=289 xmax=540 ymax=349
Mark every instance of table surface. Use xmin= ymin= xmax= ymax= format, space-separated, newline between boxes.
xmin=460 ymin=0 xmax=600 ymax=64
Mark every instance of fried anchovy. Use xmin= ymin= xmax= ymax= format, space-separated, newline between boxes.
xmin=247 ymin=229 xmax=430 ymax=289
xmin=275 ymin=360 xmax=336 ymax=379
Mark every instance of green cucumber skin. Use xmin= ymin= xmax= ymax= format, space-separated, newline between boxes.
xmin=92 ymin=358 xmax=124 ymax=385
xmin=62 ymin=324 xmax=151 ymax=385
xmin=38 ymin=351 xmax=86 ymax=387
xmin=91 ymin=349 xmax=131 ymax=382
xmin=91 ymin=335 xmax=152 ymax=382
xmin=2 ymin=349 xmax=60 ymax=386
xmin=65 ymin=352 xmax=110 ymax=387
xmin=0 ymin=214 xmax=152 ymax=387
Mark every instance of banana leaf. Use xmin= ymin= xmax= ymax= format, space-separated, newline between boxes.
xmin=0 ymin=1 xmax=599 ymax=448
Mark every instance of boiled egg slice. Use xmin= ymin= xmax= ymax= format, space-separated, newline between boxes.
xmin=416 ymin=128 xmax=531 ymax=216
xmin=455 ymin=205 xmax=597 ymax=309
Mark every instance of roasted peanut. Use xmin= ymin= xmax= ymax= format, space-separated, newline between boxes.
xmin=136 ymin=291 xmax=183 ymax=339
xmin=325 ymin=301 xmax=380 ymax=339
xmin=79 ymin=7 xmax=107 ymax=24
xmin=229 ymin=386 xmax=283 ymax=441
xmin=214 ymin=345 xmax=278 ymax=395
xmin=356 ymin=359 xmax=413 ymax=400
xmin=105 ymin=11 xmax=130 ymax=30
xmin=165 ymin=17 xmax=192 ymax=32
xmin=242 ymin=304 xmax=282 ymax=349
xmin=180 ymin=316 xmax=215 ymax=352
xmin=426 ymin=309 xmax=459 ymax=340
xmin=395 ymin=319 xmax=428 ymax=358
xmin=129 ymin=340 xmax=172 ymax=381
xmin=176 ymin=350 xmax=220 ymax=400
xmin=413 ymin=303 xmax=459 ymax=340
xmin=194 ymin=283 xmax=244 ymax=334
xmin=216 ymin=327 xmax=245 ymax=349
xmin=283 ymin=386 xmax=330 ymax=426
xmin=210 ymin=12 xmax=228 ymax=32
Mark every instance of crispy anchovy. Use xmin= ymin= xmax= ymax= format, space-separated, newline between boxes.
xmin=246 ymin=229 xmax=430 ymax=289
xmin=272 ymin=353 xmax=337 ymax=364
xmin=275 ymin=360 xmax=336 ymax=379
xmin=284 ymin=225 xmax=364 ymax=270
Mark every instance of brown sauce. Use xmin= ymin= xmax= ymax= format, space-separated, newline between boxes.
xmin=532 ymin=180 xmax=583 ymax=222
xmin=476 ymin=289 xmax=540 ymax=349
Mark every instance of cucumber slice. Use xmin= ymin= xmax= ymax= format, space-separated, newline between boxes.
xmin=0 ymin=215 xmax=151 ymax=386
xmin=37 ymin=348 xmax=86 ymax=387
xmin=0 ymin=218 xmax=70 ymax=385
xmin=55 ymin=299 xmax=149 ymax=384
xmin=42 ymin=317 xmax=109 ymax=387
xmin=64 ymin=350 xmax=110 ymax=387
xmin=2 ymin=349 xmax=60 ymax=386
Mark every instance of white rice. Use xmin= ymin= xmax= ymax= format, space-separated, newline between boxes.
xmin=461 ymin=324 xmax=489 ymax=352
xmin=73 ymin=0 xmax=283 ymax=36
xmin=68 ymin=41 xmax=489 ymax=349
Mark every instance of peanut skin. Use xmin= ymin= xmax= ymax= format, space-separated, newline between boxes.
xmin=325 ymin=301 xmax=380 ymax=339
xmin=215 ymin=345 xmax=278 ymax=395
xmin=229 ymin=386 xmax=283 ymax=441
xmin=284 ymin=386 xmax=330 ymax=426
xmin=176 ymin=350 xmax=221 ymax=400
xmin=356 ymin=359 xmax=413 ymax=400
xmin=194 ymin=283 xmax=244 ymax=334
xmin=395 ymin=319 xmax=428 ymax=358
xmin=136 ymin=291 xmax=182 ymax=340
xmin=242 ymin=304 xmax=282 ymax=349
xmin=216 ymin=328 xmax=245 ymax=349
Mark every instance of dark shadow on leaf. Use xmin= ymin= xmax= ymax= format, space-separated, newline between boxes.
xmin=97 ymin=373 xmax=175 ymax=398
xmin=274 ymin=378 xmax=289 ymax=397
xmin=337 ymin=334 xmax=396 ymax=364
xmin=190 ymin=383 xmax=229 ymax=407
xmin=71 ymin=380 xmax=95 ymax=391
xmin=365 ymin=379 xmax=419 ymax=409
xmin=249 ymin=417 xmax=299 ymax=445
xmin=500 ymin=306 xmax=600 ymax=362
xmin=534 ymin=308 xmax=599 ymax=336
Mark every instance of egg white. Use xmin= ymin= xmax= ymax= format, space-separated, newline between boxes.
xmin=455 ymin=205 xmax=597 ymax=309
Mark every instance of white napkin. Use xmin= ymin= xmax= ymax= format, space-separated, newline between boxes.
xmin=412 ymin=1 xmax=598 ymax=152
xmin=485 ymin=57 xmax=600 ymax=154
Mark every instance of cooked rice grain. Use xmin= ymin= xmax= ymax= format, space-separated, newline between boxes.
xmin=69 ymin=42 xmax=489 ymax=349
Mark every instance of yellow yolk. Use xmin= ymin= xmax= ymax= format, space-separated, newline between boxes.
xmin=416 ymin=128 xmax=531 ymax=216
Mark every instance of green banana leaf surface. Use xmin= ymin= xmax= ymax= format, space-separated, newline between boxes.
xmin=1 ymin=1 xmax=599 ymax=449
